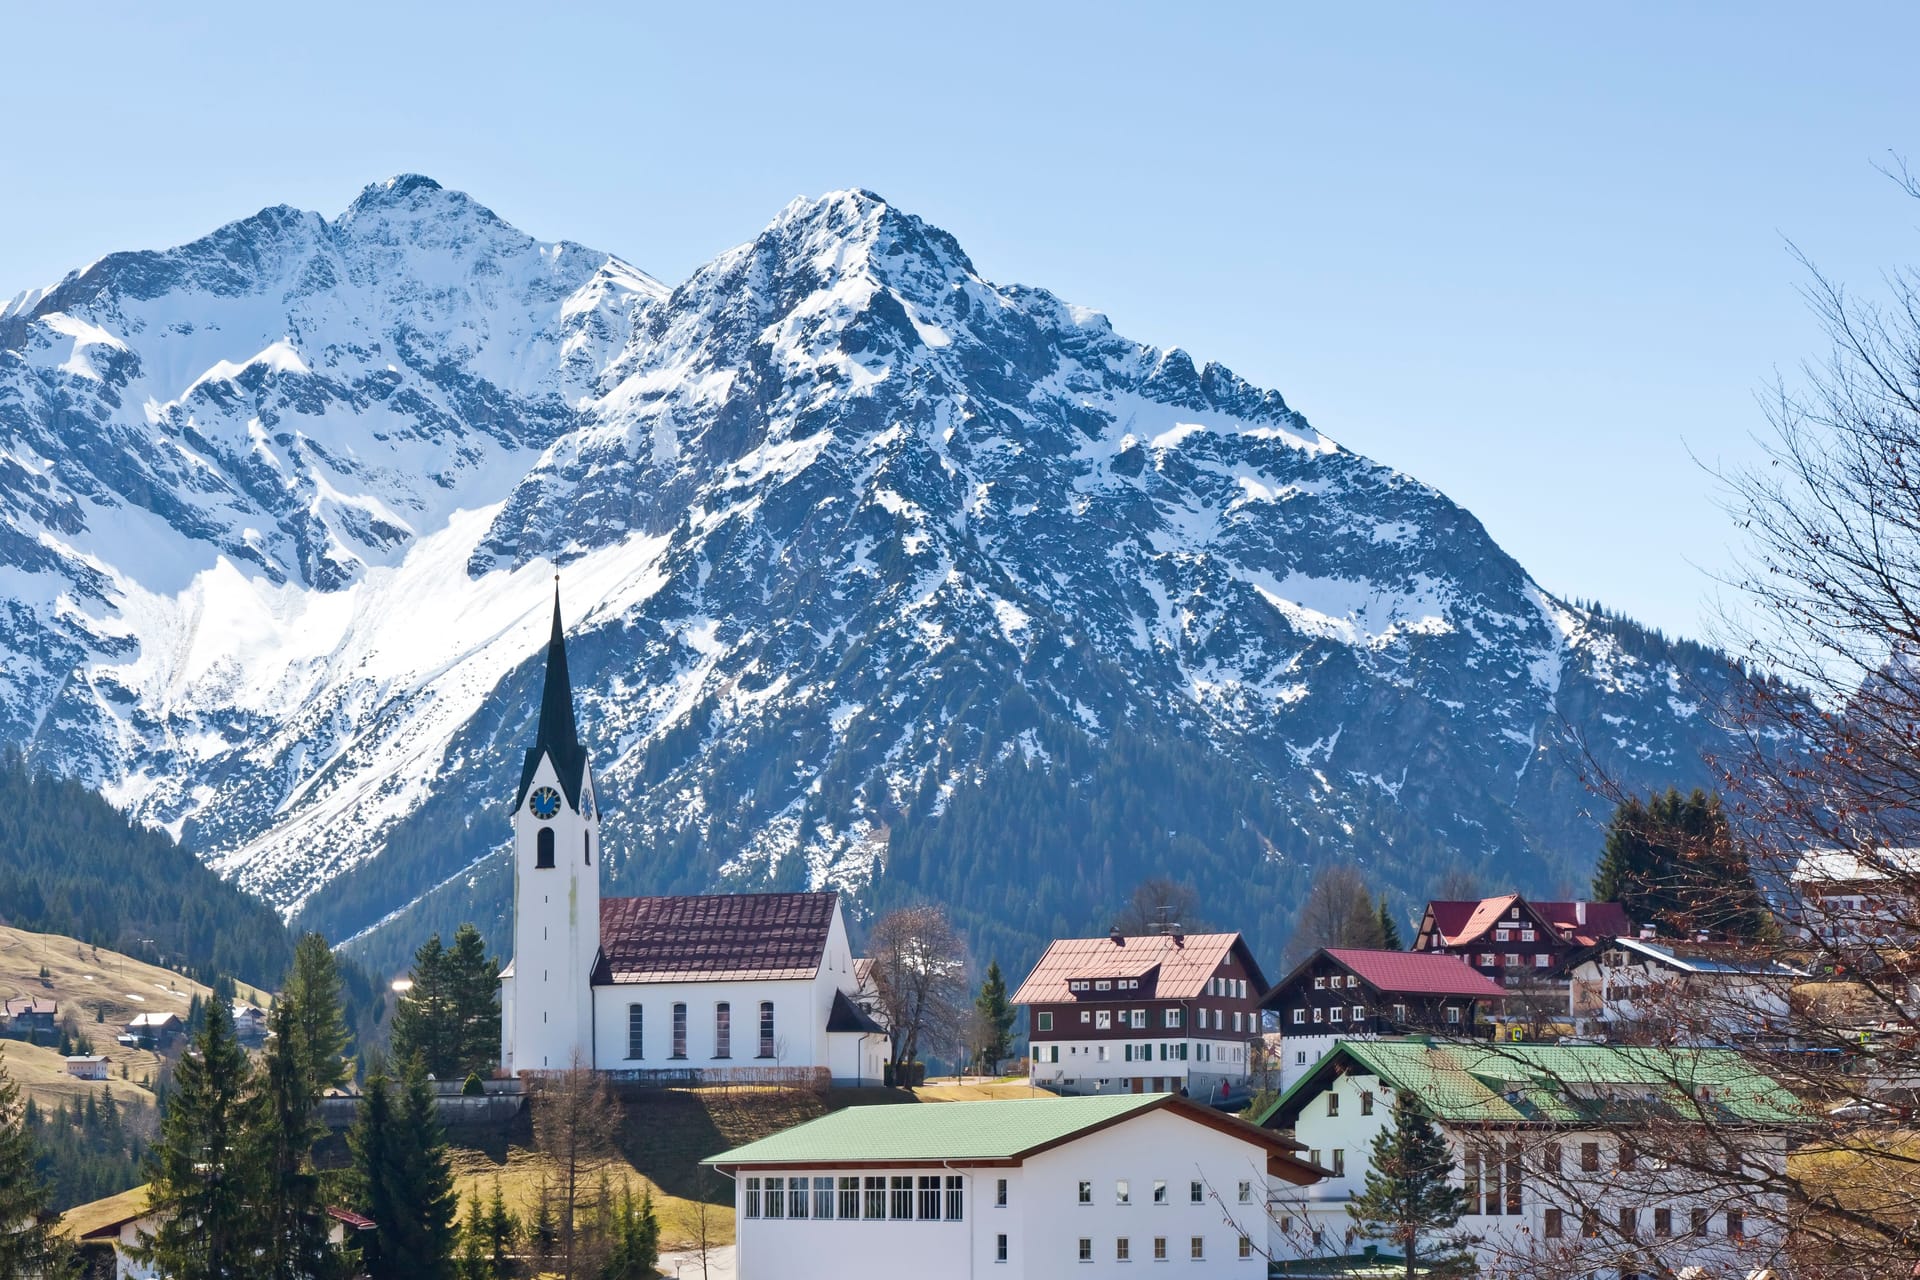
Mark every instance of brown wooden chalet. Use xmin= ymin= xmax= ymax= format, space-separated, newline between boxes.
xmin=1262 ymin=947 xmax=1506 ymax=1039
xmin=1413 ymin=893 xmax=1631 ymax=986
xmin=1012 ymin=927 xmax=1268 ymax=1096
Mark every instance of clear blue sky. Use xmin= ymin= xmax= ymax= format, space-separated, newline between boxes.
xmin=4 ymin=3 xmax=1915 ymax=643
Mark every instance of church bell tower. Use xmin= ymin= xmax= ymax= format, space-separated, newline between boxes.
xmin=500 ymin=584 xmax=601 ymax=1073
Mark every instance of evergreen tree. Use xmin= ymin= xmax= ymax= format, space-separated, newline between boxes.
xmin=348 ymin=1073 xmax=398 ymax=1276
xmin=528 ymin=1175 xmax=558 ymax=1266
xmin=973 ymin=960 xmax=1015 ymax=1070
xmin=0 ymin=1061 xmax=77 ymax=1279
xmin=352 ymin=1064 xmax=456 ymax=1280
xmin=283 ymin=934 xmax=352 ymax=1097
xmin=456 ymin=1193 xmax=488 ymax=1280
xmin=1376 ymin=899 xmax=1404 ymax=950
xmin=1347 ymin=1095 xmax=1477 ymax=1278
xmin=1593 ymin=789 xmax=1768 ymax=940
xmin=598 ymin=1184 xmax=659 ymax=1280
xmin=392 ymin=926 xmax=500 ymax=1081
xmin=483 ymin=1180 xmax=518 ymax=1280
xmin=133 ymin=999 xmax=266 ymax=1280
xmin=252 ymin=998 xmax=336 ymax=1280
xmin=391 ymin=935 xmax=457 ymax=1079
xmin=445 ymin=924 xmax=501 ymax=1080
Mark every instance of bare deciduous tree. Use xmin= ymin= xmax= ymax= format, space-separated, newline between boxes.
xmin=1285 ymin=864 xmax=1386 ymax=965
xmin=530 ymin=1064 xmax=623 ymax=1280
xmin=868 ymin=904 xmax=971 ymax=1070
xmin=1114 ymin=876 xmax=1207 ymax=936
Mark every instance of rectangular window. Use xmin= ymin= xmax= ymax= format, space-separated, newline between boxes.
xmin=1580 ymin=1142 xmax=1600 ymax=1173
xmin=1504 ymin=952 xmax=1522 ymax=967
xmin=1479 ymin=952 xmax=1497 ymax=966
xmin=1313 ymin=977 xmax=1325 ymax=990
xmin=1116 ymin=1180 xmax=1130 ymax=1205
xmin=839 ymin=1176 xmax=859 ymax=1219
xmin=765 ymin=1177 xmax=785 ymax=1219
xmin=626 ymin=1004 xmax=643 ymax=1059
xmin=1520 ymin=929 xmax=1535 ymax=942
xmin=714 ymin=1002 xmax=731 ymax=1058
xmin=890 ymin=1176 xmax=913 ymax=1219
xmin=1504 ymin=1145 xmax=1521 ymax=1215
xmin=1190 ymin=1181 xmax=1204 ymax=1205
xmin=1463 ymin=1150 xmax=1481 ymax=1209
xmin=1038 ymin=1012 xmax=1053 ymax=1032
xmin=1727 ymin=1210 xmax=1744 ymax=1239
xmin=1153 ymin=1237 xmax=1167 ymax=1260
xmin=1360 ymin=1091 xmax=1374 ymax=1115
xmin=744 ymin=1176 xmax=762 ymax=1218
xmin=1543 ymin=1207 xmax=1562 ymax=1238
xmin=1327 ymin=1094 xmax=1340 ymax=1117
xmin=945 ymin=1175 xmax=964 ymax=1220
xmin=1081 ymin=1011 xmax=1091 ymax=1024
xmin=815 ymin=1176 xmax=834 ymax=1219
xmin=1239 ymin=1236 xmax=1253 ymax=1260
xmin=1079 ymin=1180 xmax=1093 ymax=1205
xmin=1232 ymin=1011 xmax=1243 ymax=1032
xmin=1116 ymin=1238 xmax=1130 ymax=1261
xmin=1313 ymin=1008 xmax=1323 ymax=1023
xmin=1446 ymin=1006 xmax=1461 ymax=1024
xmin=918 ymin=1176 xmax=941 ymax=1220
xmin=1329 ymin=1007 xmax=1344 ymax=1023
xmin=1352 ymin=1005 xmax=1365 ymax=1021
xmin=1542 ymin=1142 xmax=1561 ymax=1173
xmin=1534 ymin=953 xmax=1551 ymax=968
xmin=1078 ymin=1238 xmax=1092 ymax=1263
xmin=1133 ymin=1010 xmax=1147 ymax=1029
xmin=865 ymin=1176 xmax=886 ymax=1219
xmin=1096 ymin=980 xmax=1111 ymax=991
xmin=1619 ymin=1140 xmax=1637 ymax=1170
xmin=788 ymin=1177 xmax=808 ymax=1220
xmin=1096 ymin=1011 xmax=1112 ymax=1029
xmin=1237 ymin=1180 xmax=1252 ymax=1204
xmin=1166 ymin=1008 xmax=1182 ymax=1028
xmin=1152 ymin=1180 xmax=1167 ymax=1205
xmin=1495 ymin=929 xmax=1510 ymax=942
xmin=759 ymin=1001 xmax=776 ymax=1059
xmin=1691 ymin=1208 xmax=1710 ymax=1237
xmin=996 ymin=1234 xmax=1008 ymax=1263
xmin=1619 ymin=1207 xmax=1636 ymax=1238
xmin=670 ymin=1003 xmax=687 ymax=1059
xmin=1291 ymin=1009 xmax=1304 ymax=1025
xmin=1654 ymin=1207 xmax=1672 ymax=1237
xmin=996 ymin=1178 xmax=1008 ymax=1207
xmin=1190 ymin=1236 xmax=1205 ymax=1260
xmin=1482 ymin=1148 xmax=1501 ymax=1217
xmin=1331 ymin=1150 xmax=1345 ymax=1177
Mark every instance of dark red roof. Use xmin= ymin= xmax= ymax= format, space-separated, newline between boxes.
xmin=326 ymin=1206 xmax=376 ymax=1231
xmin=1532 ymin=901 xmax=1631 ymax=948
xmin=1320 ymin=949 xmax=1506 ymax=998
xmin=594 ymin=892 xmax=839 ymax=983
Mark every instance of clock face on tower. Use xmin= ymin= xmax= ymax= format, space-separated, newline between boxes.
xmin=529 ymin=786 xmax=562 ymax=820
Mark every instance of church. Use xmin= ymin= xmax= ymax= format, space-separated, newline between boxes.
xmin=498 ymin=589 xmax=888 ymax=1085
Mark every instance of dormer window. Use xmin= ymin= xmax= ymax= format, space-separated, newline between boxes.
xmin=1095 ymin=980 xmax=1111 ymax=992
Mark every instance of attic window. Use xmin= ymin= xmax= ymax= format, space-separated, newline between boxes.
xmin=1510 ymin=907 xmax=1521 ymax=919
xmin=1095 ymin=981 xmax=1111 ymax=992
xmin=1313 ymin=977 xmax=1326 ymax=990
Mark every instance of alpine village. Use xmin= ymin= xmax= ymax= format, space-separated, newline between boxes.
xmin=9 ymin=16 xmax=1920 ymax=1279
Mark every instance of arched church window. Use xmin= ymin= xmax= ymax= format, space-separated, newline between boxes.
xmin=536 ymin=827 xmax=555 ymax=869
xmin=584 ymin=831 xmax=591 ymax=865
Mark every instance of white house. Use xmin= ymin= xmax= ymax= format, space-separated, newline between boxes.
xmin=1567 ymin=936 xmax=1804 ymax=1045
xmin=1256 ymin=1039 xmax=1804 ymax=1279
xmin=1789 ymin=847 xmax=1920 ymax=945
xmin=498 ymin=590 xmax=888 ymax=1084
xmin=705 ymin=1092 xmax=1327 ymax=1279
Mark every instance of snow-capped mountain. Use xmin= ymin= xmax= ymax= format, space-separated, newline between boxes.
xmin=0 ymin=177 xmax=1734 ymax=969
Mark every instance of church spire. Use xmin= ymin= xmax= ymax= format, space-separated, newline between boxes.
xmin=516 ymin=579 xmax=589 ymax=809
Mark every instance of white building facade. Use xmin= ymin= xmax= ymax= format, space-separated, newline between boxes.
xmin=1260 ymin=1039 xmax=1801 ymax=1279
xmin=708 ymin=1093 xmax=1325 ymax=1280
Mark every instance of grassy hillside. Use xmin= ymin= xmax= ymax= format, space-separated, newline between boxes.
xmin=0 ymin=922 xmax=271 ymax=1107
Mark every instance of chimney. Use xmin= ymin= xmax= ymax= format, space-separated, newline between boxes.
xmin=1575 ymin=902 xmax=1587 ymax=927
xmin=1109 ymin=926 xmax=1124 ymax=945
xmin=1170 ymin=924 xmax=1185 ymax=946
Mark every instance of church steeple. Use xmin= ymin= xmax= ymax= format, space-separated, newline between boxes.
xmin=515 ymin=581 xmax=589 ymax=810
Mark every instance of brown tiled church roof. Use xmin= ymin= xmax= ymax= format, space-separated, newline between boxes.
xmin=593 ymin=892 xmax=838 ymax=984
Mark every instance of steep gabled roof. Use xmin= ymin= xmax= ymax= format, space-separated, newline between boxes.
xmin=1261 ymin=949 xmax=1506 ymax=1008
xmin=1256 ymin=1040 xmax=1808 ymax=1130
xmin=826 ymin=989 xmax=886 ymax=1035
xmin=1010 ymin=932 xmax=1267 ymax=1005
xmin=1417 ymin=896 xmax=1628 ymax=950
xmin=515 ymin=585 xmax=589 ymax=811
xmin=594 ymin=892 xmax=839 ymax=983
xmin=1601 ymin=936 xmax=1804 ymax=978
xmin=705 ymin=1092 xmax=1321 ymax=1183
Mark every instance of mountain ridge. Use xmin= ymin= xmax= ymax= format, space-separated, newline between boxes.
xmin=0 ymin=175 xmax=1734 ymax=971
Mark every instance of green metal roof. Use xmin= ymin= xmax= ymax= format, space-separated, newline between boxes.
xmin=705 ymin=1093 xmax=1172 ymax=1166
xmin=1256 ymin=1039 xmax=1808 ymax=1129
